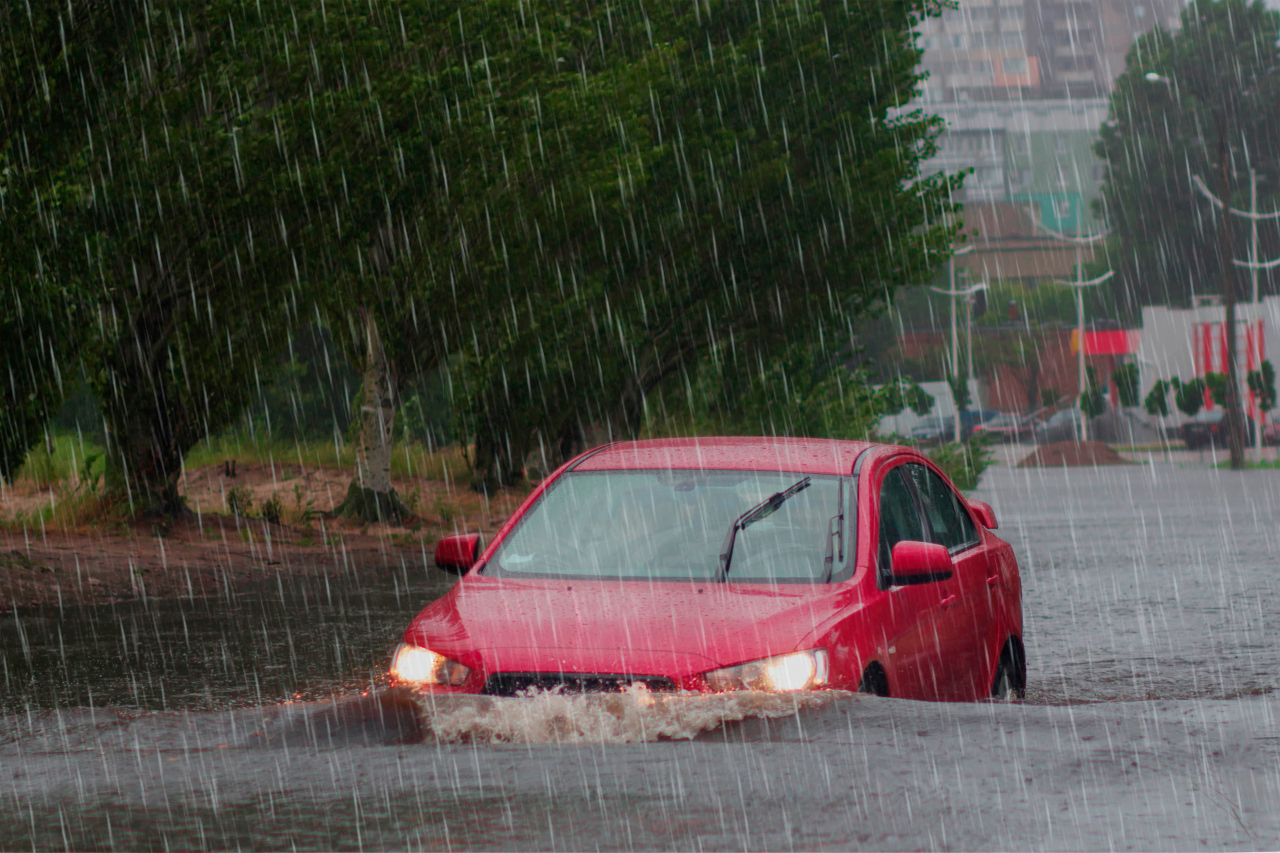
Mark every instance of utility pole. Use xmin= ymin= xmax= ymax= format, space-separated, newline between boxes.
xmin=1031 ymin=219 xmax=1111 ymax=442
xmin=938 ymin=245 xmax=975 ymax=443
xmin=1192 ymin=172 xmax=1280 ymax=464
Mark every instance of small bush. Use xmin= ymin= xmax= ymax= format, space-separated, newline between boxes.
xmin=260 ymin=493 xmax=284 ymax=524
xmin=929 ymin=435 xmax=994 ymax=492
xmin=433 ymin=495 xmax=457 ymax=527
xmin=226 ymin=486 xmax=254 ymax=517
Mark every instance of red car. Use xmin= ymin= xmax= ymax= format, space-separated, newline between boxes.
xmin=392 ymin=437 xmax=1024 ymax=702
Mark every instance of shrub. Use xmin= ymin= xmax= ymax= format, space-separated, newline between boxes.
xmin=929 ymin=434 xmax=994 ymax=492
xmin=260 ymin=493 xmax=284 ymax=524
xmin=226 ymin=486 xmax=254 ymax=518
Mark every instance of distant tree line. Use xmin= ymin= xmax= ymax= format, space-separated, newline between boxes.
xmin=2 ymin=0 xmax=961 ymax=516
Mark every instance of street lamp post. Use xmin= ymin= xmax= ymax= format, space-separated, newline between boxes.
xmin=1053 ymin=270 xmax=1115 ymax=441
xmin=939 ymin=245 xmax=975 ymax=443
xmin=1031 ymin=220 xmax=1111 ymax=442
xmin=930 ymin=275 xmax=988 ymax=445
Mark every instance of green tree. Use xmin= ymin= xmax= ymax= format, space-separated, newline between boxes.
xmin=1112 ymin=364 xmax=1140 ymax=408
xmin=1095 ymin=0 xmax=1280 ymax=469
xmin=1094 ymin=0 xmax=1280 ymax=314
xmin=1144 ymin=379 xmax=1173 ymax=418
xmin=1080 ymin=366 xmax=1107 ymax=419
xmin=0 ymin=1 xmax=141 ymax=480
xmin=455 ymin=0 xmax=962 ymax=487
xmin=1247 ymin=360 xmax=1277 ymax=415
xmin=1174 ymin=378 xmax=1206 ymax=419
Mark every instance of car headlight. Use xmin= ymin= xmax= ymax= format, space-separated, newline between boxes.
xmin=390 ymin=644 xmax=470 ymax=686
xmin=704 ymin=649 xmax=829 ymax=692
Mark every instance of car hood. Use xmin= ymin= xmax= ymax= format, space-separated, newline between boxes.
xmin=403 ymin=574 xmax=853 ymax=677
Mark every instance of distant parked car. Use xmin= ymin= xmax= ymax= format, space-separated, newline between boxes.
xmin=1263 ymin=420 xmax=1280 ymax=447
xmin=1181 ymin=410 xmax=1255 ymax=450
xmin=1033 ymin=408 xmax=1082 ymax=444
xmin=972 ymin=412 xmax=1035 ymax=444
xmin=910 ymin=410 xmax=999 ymax=446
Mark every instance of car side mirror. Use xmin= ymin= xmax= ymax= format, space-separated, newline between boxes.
xmin=890 ymin=541 xmax=954 ymax=585
xmin=434 ymin=534 xmax=482 ymax=575
xmin=968 ymin=500 xmax=998 ymax=530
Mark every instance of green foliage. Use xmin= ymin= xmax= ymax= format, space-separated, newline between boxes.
xmin=1040 ymin=388 xmax=1061 ymax=409
xmin=8 ymin=0 xmax=964 ymax=506
xmin=1080 ymin=367 xmax=1107 ymax=419
xmin=0 ymin=2 xmax=143 ymax=479
xmin=448 ymin=0 xmax=963 ymax=486
xmin=1145 ymin=379 xmax=1173 ymax=418
xmin=1174 ymin=378 xmax=1206 ymax=418
xmin=259 ymin=494 xmax=284 ymax=525
xmin=225 ymin=487 xmax=253 ymax=519
xmin=1247 ymin=361 xmax=1277 ymax=413
xmin=1203 ymin=372 xmax=1230 ymax=407
xmin=947 ymin=373 xmax=971 ymax=413
xmin=928 ymin=435 xmax=994 ymax=492
xmin=1094 ymin=0 xmax=1280 ymax=315
xmin=1112 ymin=364 xmax=1140 ymax=408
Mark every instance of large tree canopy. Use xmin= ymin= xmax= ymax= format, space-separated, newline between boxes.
xmin=1094 ymin=0 xmax=1280 ymax=315
xmin=4 ymin=0 xmax=961 ymax=511
xmin=0 ymin=0 xmax=141 ymax=479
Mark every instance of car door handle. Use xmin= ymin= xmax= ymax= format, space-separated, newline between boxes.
xmin=986 ymin=574 xmax=1000 ymax=588
xmin=940 ymin=594 xmax=957 ymax=610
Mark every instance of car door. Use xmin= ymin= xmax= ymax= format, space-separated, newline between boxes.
xmin=905 ymin=462 xmax=994 ymax=700
xmin=873 ymin=463 xmax=954 ymax=700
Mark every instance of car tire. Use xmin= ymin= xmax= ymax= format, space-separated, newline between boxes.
xmin=991 ymin=642 xmax=1025 ymax=701
xmin=858 ymin=663 xmax=889 ymax=697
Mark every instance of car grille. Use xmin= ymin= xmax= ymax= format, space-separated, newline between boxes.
xmin=482 ymin=672 xmax=679 ymax=696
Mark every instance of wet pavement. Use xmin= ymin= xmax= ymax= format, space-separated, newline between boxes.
xmin=1 ymin=557 xmax=453 ymax=714
xmin=2 ymin=463 xmax=1280 ymax=850
xmin=976 ymin=463 xmax=1280 ymax=704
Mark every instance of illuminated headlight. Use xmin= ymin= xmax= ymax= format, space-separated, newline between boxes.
xmin=389 ymin=644 xmax=470 ymax=686
xmin=704 ymin=649 xmax=829 ymax=692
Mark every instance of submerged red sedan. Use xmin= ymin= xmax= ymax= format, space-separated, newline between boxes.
xmin=392 ymin=437 xmax=1024 ymax=702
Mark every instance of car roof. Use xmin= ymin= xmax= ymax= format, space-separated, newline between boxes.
xmin=572 ymin=436 xmax=875 ymax=476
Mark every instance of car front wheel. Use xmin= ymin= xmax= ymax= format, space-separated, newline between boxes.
xmin=991 ymin=648 xmax=1025 ymax=702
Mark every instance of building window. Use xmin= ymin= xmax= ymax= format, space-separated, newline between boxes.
xmin=1054 ymin=134 xmax=1069 ymax=153
xmin=1056 ymin=199 xmax=1072 ymax=218
xmin=1002 ymin=57 xmax=1028 ymax=74
xmin=1014 ymin=136 xmax=1028 ymax=154
xmin=974 ymin=59 xmax=993 ymax=73
xmin=1019 ymin=169 xmax=1033 ymax=186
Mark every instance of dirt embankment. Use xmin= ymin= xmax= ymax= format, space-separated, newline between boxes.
xmin=1017 ymin=440 xmax=1131 ymax=467
xmin=0 ymin=463 xmax=528 ymax=612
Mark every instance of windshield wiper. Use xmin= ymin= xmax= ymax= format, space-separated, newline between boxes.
xmin=718 ymin=477 xmax=811 ymax=580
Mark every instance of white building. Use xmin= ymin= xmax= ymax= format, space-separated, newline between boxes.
xmin=1136 ymin=296 xmax=1280 ymax=426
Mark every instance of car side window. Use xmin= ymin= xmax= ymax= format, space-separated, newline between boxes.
xmin=907 ymin=463 xmax=978 ymax=552
xmin=877 ymin=467 xmax=926 ymax=581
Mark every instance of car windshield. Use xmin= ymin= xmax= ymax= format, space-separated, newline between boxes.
xmin=487 ymin=470 xmax=846 ymax=583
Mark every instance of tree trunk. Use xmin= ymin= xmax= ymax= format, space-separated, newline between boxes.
xmin=337 ymin=311 xmax=410 ymax=522
xmin=102 ymin=391 xmax=185 ymax=517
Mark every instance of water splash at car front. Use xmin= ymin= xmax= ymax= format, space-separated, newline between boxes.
xmin=415 ymin=685 xmax=853 ymax=745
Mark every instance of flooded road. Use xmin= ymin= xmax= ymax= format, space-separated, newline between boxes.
xmin=3 ymin=463 xmax=1280 ymax=850
xmin=976 ymin=464 xmax=1280 ymax=704
xmin=1 ymin=558 xmax=453 ymax=713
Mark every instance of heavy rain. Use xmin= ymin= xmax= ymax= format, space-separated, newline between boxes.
xmin=2 ymin=0 xmax=1280 ymax=850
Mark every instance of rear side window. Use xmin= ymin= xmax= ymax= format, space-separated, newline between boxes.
xmin=907 ymin=464 xmax=979 ymax=552
xmin=877 ymin=467 xmax=926 ymax=577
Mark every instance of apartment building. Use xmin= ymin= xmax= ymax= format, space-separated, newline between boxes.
xmin=917 ymin=0 xmax=1183 ymax=103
